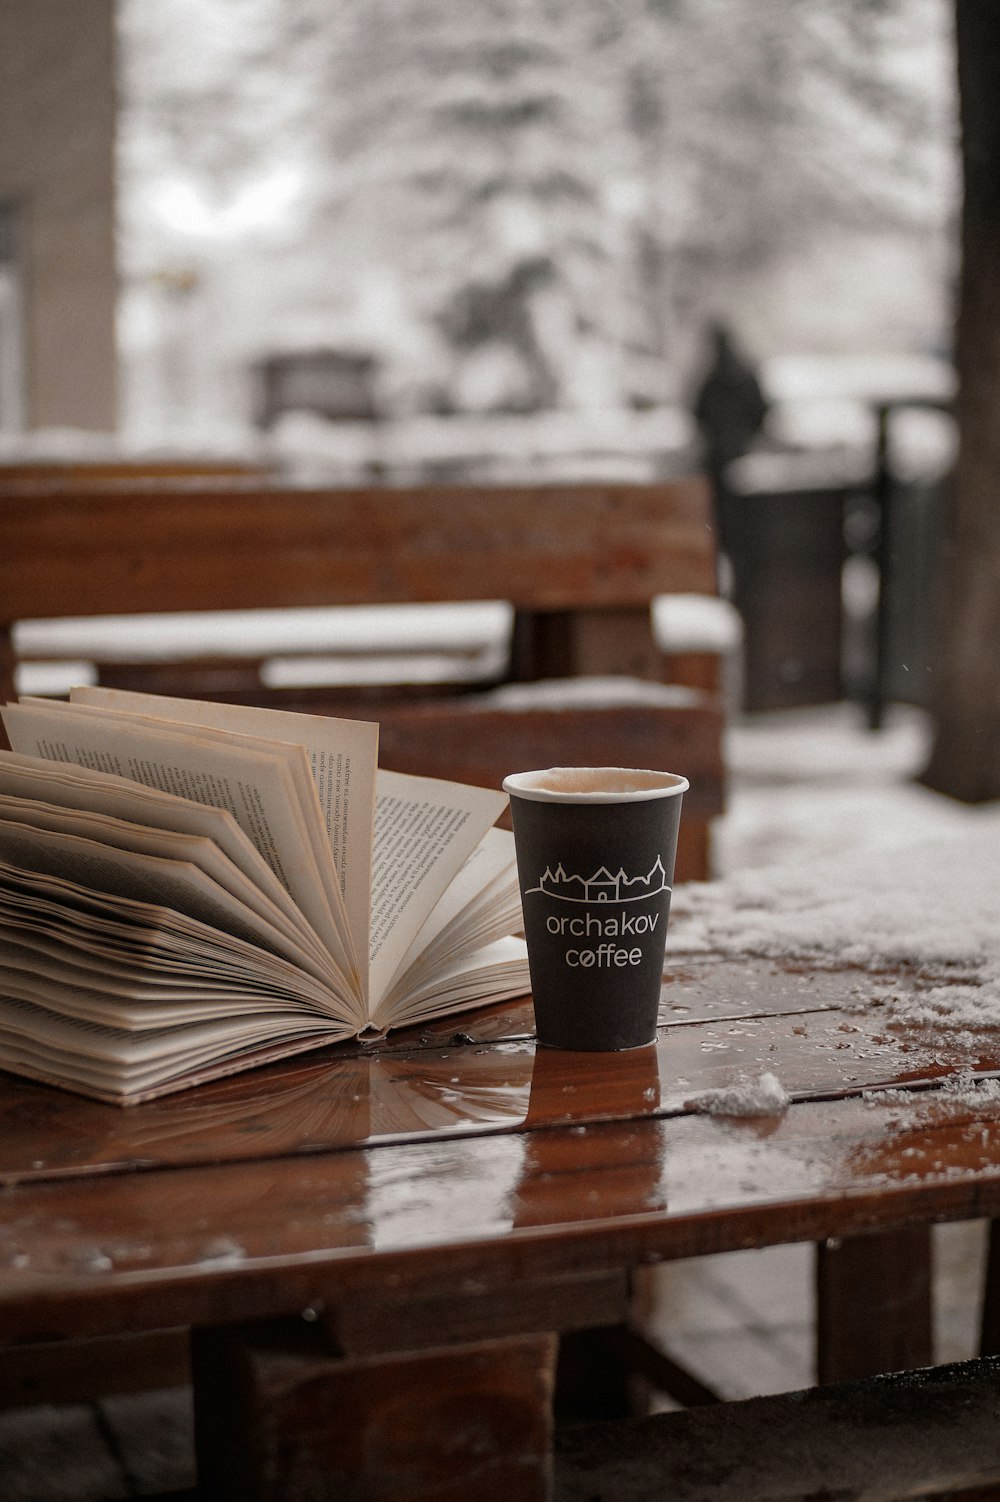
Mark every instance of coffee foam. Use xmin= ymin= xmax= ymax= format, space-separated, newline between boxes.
xmin=503 ymin=766 xmax=688 ymax=803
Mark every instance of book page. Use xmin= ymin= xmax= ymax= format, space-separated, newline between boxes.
xmin=2 ymin=699 xmax=359 ymax=998
xmin=1 ymin=939 xmax=339 ymax=1035
xmin=51 ymin=698 xmax=352 ymax=966
xmin=378 ymin=828 xmax=523 ymax=1011
xmin=0 ymin=865 xmax=320 ymax=995
xmin=0 ymin=817 xmax=341 ymax=1005
xmin=367 ymin=770 xmax=508 ymax=1015
xmin=0 ymin=751 xmax=323 ymax=963
xmin=2 ymin=933 xmax=312 ymax=1022
xmin=0 ymin=792 xmax=340 ymax=992
xmin=382 ymin=937 xmax=530 ymax=1030
xmin=71 ymin=688 xmax=378 ymax=979
xmin=0 ymin=992 xmax=352 ymax=1104
xmin=396 ymin=828 xmax=519 ymax=964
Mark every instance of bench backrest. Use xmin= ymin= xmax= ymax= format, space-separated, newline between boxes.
xmin=1 ymin=478 xmax=714 ymax=623
xmin=0 ymin=479 xmax=716 ymax=704
xmin=0 ymin=477 xmax=722 ymax=879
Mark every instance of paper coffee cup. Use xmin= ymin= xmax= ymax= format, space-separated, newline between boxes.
xmin=503 ymin=767 xmax=688 ymax=1051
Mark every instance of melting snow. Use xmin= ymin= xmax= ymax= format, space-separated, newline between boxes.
xmin=670 ymin=705 xmax=1000 ymax=1027
xmin=684 ymin=1070 xmax=791 ymax=1118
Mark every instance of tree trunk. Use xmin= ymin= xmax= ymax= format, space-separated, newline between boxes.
xmin=922 ymin=2 xmax=1000 ymax=803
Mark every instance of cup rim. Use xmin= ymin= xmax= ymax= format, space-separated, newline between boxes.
xmin=502 ymin=766 xmax=689 ymax=804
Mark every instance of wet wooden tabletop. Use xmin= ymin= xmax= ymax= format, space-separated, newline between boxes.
xmin=2 ymin=952 xmax=1000 ymax=1345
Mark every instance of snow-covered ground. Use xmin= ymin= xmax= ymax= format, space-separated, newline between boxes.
xmin=682 ymin=700 xmax=1000 ymax=1030
xmin=714 ymin=700 xmax=980 ymax=877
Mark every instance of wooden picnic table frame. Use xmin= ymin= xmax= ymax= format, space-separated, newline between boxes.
xmin=1 ymin=952 xmax=998 ymax=1497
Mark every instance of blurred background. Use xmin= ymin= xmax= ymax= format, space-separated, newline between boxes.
xmin=0 ymin=0 xmax=956 ymax=447
xmin=114 ymin=0 xmax=956 ymax=456
xmin=0 ymin=0 xmax=965 ymax=719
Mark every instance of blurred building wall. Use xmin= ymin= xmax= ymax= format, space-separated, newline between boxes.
xmin=0 ymin=0 xmax=117 ymax=430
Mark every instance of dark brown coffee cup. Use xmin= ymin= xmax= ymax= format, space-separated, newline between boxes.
xmin=503 ymin=767 xmax=687 ymax=1051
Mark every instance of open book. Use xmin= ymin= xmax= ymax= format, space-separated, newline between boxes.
xmin=0 ymin=688 xmax=530 ymax=1104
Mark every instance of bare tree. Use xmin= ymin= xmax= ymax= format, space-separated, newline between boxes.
xmin=117 ymin=0 xmax=954 ymax=416
xmin=922 ymin=1 xmax=1000 ymax=802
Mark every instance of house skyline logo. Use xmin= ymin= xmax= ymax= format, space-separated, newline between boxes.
xmin=526 ymin=854 xmax=671 ymax=905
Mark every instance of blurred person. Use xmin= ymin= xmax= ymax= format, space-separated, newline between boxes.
xmin=691 ymin=320 xmax=769 ymax=572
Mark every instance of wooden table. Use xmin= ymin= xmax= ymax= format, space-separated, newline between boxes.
xmin=1 ymin=952 xmax=999 ymax=1499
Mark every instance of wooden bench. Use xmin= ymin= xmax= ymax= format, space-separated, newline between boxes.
xmin=0 ymin=477 xmax=716 ymax=677
xmin=0 ymin=457 xmax=275 ymax=486
xmin=0 ymin=478 xmax=724 ymax=880
xmin=555 ymin=1355 xmax=1000 ymax=1501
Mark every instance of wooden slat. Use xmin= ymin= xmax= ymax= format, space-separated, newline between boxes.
xmin=673 ymin=819 xmax=711 ymax=885
xmin=371 ymin=701 xmax=724 ymax=821
xmin=2 ymin=1088 xmax=1000 ymax=1346
xmin=192 ymin=1324 xmax=557 ymax=1502
xmin=0 ymin=1328 xmax=190 ymax=1409
xmin=0 ymin=481 xmax=715 ymax=621
xmin=347 ymin=695 xmax=721 ymax=882
xmin=85 ymin=669 xmax=493 ymax=707
xmin=554 ymin=1356 xmax=1000 ymax=1502
xmin=23 ymin=684 xmax=723 ymax=881
xmin=328 ymin=1271 xmax=630 ymax=1358
xmin=0 ymin=460 xmax=272 ymax=486
xmin=816 ymin=1225 xmax=933 ymax=1382
xmin=656 ymin=649 xmax=721 ymax=696
xmin=0 ymin=960 xmax=991 ymax=1186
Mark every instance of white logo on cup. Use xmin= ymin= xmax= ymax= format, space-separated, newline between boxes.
xmin=527 ymin=855 xmax=670 ymax=904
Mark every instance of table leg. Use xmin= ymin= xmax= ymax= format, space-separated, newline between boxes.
xmin=979 ymin=1219 xmax=1000 ymax=1355
xmin=509 ymin=606 xmax=660 ymax=681
xmin=192 ymin=1318 xmax=557 ymax=1502
xmin=554 ymin=1326 xmax=634 ymax=1421
xmin=555 ymin=1325 xmax=722 ymax=1420
xmin=0 ymin=625 xmax=13 ymax=744
xmin=816 ymin=1226 xmax=933 ymax=1383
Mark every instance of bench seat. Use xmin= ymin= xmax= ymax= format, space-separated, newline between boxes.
xmin=13 ymin=594 xmax=741 ymax=699
xmin=555 ymin=1355 xmax=1000 ymax=1502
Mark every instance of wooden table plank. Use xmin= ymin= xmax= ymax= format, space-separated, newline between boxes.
xmin=1 ymin=965 xmax=996 ymax=1185
xmin=2 ymin=1087 xmax=1000 ymax=1345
